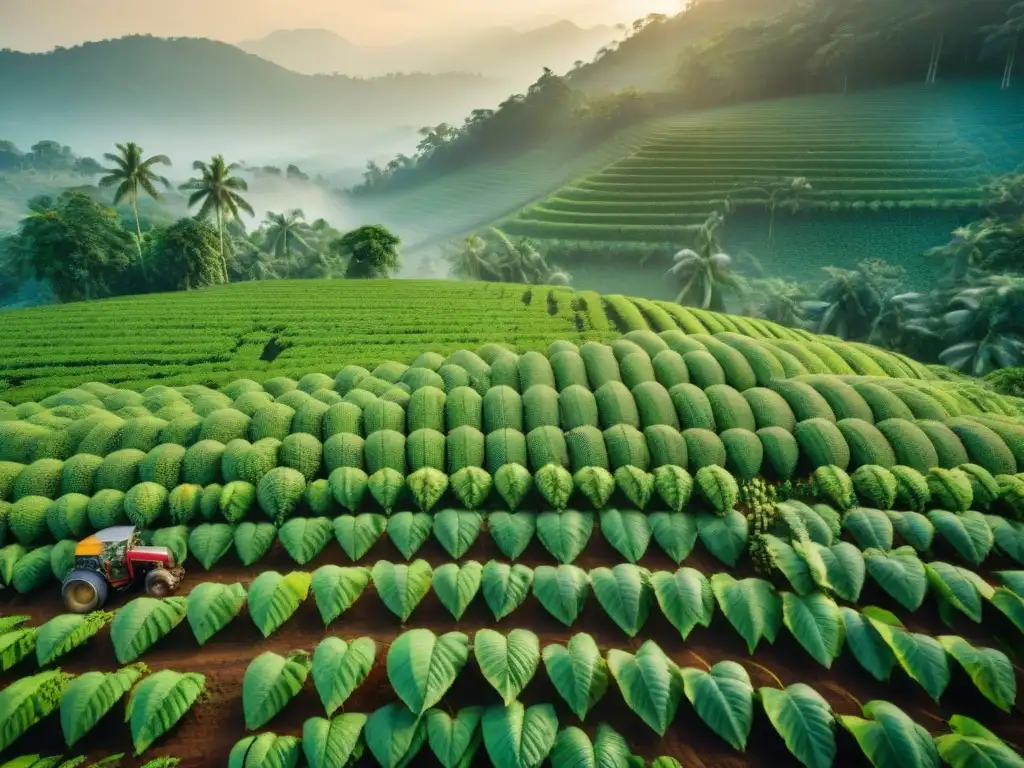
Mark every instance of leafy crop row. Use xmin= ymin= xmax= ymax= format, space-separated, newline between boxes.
xmin=227 ymin=701 xmax=1021 ymax=768
xmin=0 ymin=662 xmax=203 ymax=756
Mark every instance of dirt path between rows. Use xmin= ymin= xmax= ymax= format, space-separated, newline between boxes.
xmin=2 ymin=535 xmax=1022 ymax=767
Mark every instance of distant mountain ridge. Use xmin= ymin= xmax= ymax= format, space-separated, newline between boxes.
xmin=237 ymin=21 xmax=619 ymax=81
xmin=0 ymin=35 xmax=507 ymax=163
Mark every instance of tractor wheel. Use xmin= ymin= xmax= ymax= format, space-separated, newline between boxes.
xmin=145 ymin=568 xmax=178 ymax=598
xmin=62 ymin=569 xmax=109 ymax=614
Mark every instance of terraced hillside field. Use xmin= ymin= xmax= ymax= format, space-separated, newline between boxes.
xmin=2 ymin=286 xmax=1024 ymax=768
xmin=0 ymin=280 xmax=962 ymax=404
xmin=500 ymin=82 xmax=1024 ymax=289
xmin=349 ymin=117 xmax=677 ymax=257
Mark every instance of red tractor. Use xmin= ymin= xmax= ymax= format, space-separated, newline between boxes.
xmin=62 ymin=525 xmax=185 ymax=613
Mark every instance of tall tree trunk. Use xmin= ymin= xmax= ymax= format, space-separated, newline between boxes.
xmin=132 ymin=188 xmax=147 ymax=281
xmin=843 ymin=72 xmax=848 ymax=94
xmin=1005 ymin=37 xmax=1018 ymax=89
xmin=217 ymin=206 xmax=230 ymax=284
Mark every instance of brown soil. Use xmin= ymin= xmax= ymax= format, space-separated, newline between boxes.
xmin=2 ymin=533 xmax=1022 ymax=768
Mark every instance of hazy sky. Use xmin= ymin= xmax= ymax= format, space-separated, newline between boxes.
xmin=0 ymin=0 xmax=683 ymax=50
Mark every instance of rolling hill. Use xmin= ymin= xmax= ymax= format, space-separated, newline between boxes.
xmin=239 ymin=22 xmax=619 ymax=84
xmin=0 ymin=36 xmax=503 ymax=162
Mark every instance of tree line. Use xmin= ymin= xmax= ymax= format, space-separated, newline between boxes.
xmin=641 ymin=169 xmax=1024 ymax=380
xmin=352 ymin=0 xmax=1023 ymax=195
xmin=0 ymin=143 xmax=401 ymax=303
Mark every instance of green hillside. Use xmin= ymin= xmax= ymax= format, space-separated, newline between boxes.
xmin=492 ymin=82 xmax=1024 ymax=294
xmin=0 ymin=278 xmax=970 ymax=404
xmin=350 ymin=117 xmax=675 ymax=254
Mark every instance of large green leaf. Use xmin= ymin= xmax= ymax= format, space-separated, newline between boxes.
xmin=229 ymin=732 xmax=302 ymax=768
xmin=248 ymin=571 xmax=311 ymax=637
xmin=800 ymin=541 xmax=864 ymax=602
xmin=926 ymin=562 xmax=992 ymax=625
xmin=242 ymin=649 xmax=311 ymax=730
xmin=278 ymin=517 xmax=333 ymax=565
xmin=487 ymin=512 xmax=536 ymax=561
xmin=838 ymin=700 xmax=939 ymax=768
xmin=590 ymin=564 xmax=654 ymax=637
xmin=186 ymin=582 xmax=246 ymax=646
xmin=696 ymin=510 xmax=748 ymax=566
xmin=681 ymin=661 xmax=752 ymax=751
xmin=0 ymin=669 xmax=72 ymax=752
xmin=760 ymin=684 xmax=835 ymax=768
xmin=868 ymin=616 xmax=950 ymax=701
xmin=481 ymin=561 xmax=533 ymax=621
xmin=60 ymin=664 xmax=146 ymax=747
xmin=372 ymin=559 xmax=433 ymax=622
xmin=541 ymin=633 xmax=608 ymax=720
xmin=388 ymin=511 xmax=433 ymax=560
xmin=863 ymin=546 xmax=927 ymax=611
xmin=302 ymin=713 xmax=366 ymax=768
xmin=481 ymin=702 xmax=558 ymax=768
xmin=0 ymin=627 xmax=36 ymax=672
xmin=426 ymin=706 xmax=484 ymax=768
xmin=938 ymin=636 xmax=1016 ymax=713
xmin=606 ymin=640 xmax=682 ymax=736
xmin=364 ymin=702 xmax=427 ymax=768
xmin=988 ymin=587 xmax=1024 ymax=634
xmin=111 ymin=597 xmax=188 ymax=664
xmin=474 ymin=629 xmax=540 ymax=705
xmin=987 ymin=516 xmax=1024 ymax=564
xmin=310 ymin=565 xmax=370 ymax=625
xmin=387 ymin=628 xmax=469 ymax=715
xmin=885 ymin=510 xmax=935 ymax=552
xmin=312 ymin=636 xmax=376 ymax=716
xmin=536 ymin=510 xmax=593 ymax=564
xmin=843 ymin=508 xmax=894 ymax=550
xmin=433 ymin=561 xmax=483 ymax=620
xmin=927 ymin=510 xmax=993 ymax=566
xmin=711 ymin=574 xmax=781 ymax=654
xmin=934 ymin=715 xmax=1024 ymax=768
xmin=599 ymin=509 xmax=652 ymax=563
xmin=189 ymin=523 xmax=234 ymax=570
xmin=763 ymin=534 xmax=814 ymax=595
xmin=125 ymin=669 xmax=205 ymax=755
xmin=532 ymin=564 xmax=589 ymax=626
xmin=333 ymin=513 xmax=387 ymax=561
xmin=234 ymin=521 xmax=278 ymax=566
xmin=648 ymin=512 xmax=698 ymax=564
xmin=781 ymin=591 xmax=845 ymax=668
xmin=549 ymin=724 xmax=635 ymax=768
xmin=433 ymin=509 xmax=483 ymax=559
xmin=840 ymin=606 xmax=896 ymax=682
xmin=35 ymin=611 xmax=113 ymax=667
xmin=651 ymin=567 xmax=713 ymax=640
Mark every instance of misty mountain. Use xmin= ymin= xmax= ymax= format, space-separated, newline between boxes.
xmin=0 ymin=35 xmax=505 ymax=165
xmin=238 ymin=21 xmax=619 ymax=83
xmin=569 ymin=0 xmax=799 ymax=93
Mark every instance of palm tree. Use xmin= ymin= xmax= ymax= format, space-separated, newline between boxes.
xmin=447 ymin=233 xmax=489 ymax=280
xmin=179 ymin=156 xmax=254 ymax=283
xmin=981 ymin=2 xmax=1024 ymax=88
xmin=98 ymin=142 xmax=172 ymax=275
xmin=665 ymin=210 xmax=741 ymax=310
xmin=263 ymin=209 xmax=311 ymax=266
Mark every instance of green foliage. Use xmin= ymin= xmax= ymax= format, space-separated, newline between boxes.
xmin=111 ymin=596 xmax=188 ymax=663
xmin=126 ymin=670 xmax=205 ymax=755
xmin=695 ymin=465 xmax=738 ymax=514
xmin=248 ymin=570 xmax=311 ymax=637
xmin=242 ymin=649 xmax=311 ymax=730
xmin=186 ymin=582 xmax=247 ymax=646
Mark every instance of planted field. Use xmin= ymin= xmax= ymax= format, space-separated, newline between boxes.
xmin=350 ymin=118 xmax=675 ymax=254
xmin=2 ymin=303 xmax=1024 ymax=767
xmin=500 ymin=83 xmax=1024 ymax=265
xmin=0 ymin=279 xmax=945 ymax=405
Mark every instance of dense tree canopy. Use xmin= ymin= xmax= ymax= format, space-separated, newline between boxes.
xmin=2 ymin=191 xmax=136 ymax=302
